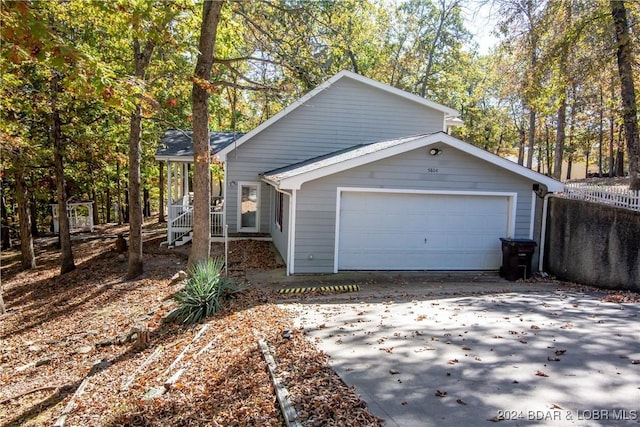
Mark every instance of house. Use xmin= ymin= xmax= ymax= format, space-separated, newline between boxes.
xmin=156 ymin=70 xmax=563 ymax=275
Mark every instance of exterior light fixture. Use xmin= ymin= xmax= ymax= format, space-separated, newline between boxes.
xmin=429 ymin=148 xmax=442 ymax=156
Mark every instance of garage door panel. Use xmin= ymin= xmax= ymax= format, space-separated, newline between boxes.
xmin=338 ymin=192 xmax=509 ymax=270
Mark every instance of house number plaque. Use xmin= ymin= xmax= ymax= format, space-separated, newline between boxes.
xmin=427 ymin=168 xmax=439 ymax=173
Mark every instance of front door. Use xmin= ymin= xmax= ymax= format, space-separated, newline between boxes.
xmin=238 ymin=182 xmax=259 ymax=232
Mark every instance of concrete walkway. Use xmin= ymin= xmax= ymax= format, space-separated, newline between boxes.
xmin=272 ymin=276 xmax=640 ymax=426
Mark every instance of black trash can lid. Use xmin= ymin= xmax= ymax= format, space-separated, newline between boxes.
xmin=499 ymin=237 xmax=537 ymax=246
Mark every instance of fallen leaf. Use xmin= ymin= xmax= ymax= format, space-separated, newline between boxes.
xmin=389 ymin=369 xmax=400 ymax=375
xmin=456 ymin=399 xmax=467 ymax=405
xmin=488 ymin=415 xmax=505 ymax=422
xmin=555 ymin=349 xmax=567 ymax=355
xmin=530 ymin=325 xmax=540 ymax=329
xmin=547 ymin=356 xmax=561 ymax=362
xmin=551 ymin=403 xmax=562 ymax=409
xmin=631 ymin=360 xmax=640 ymax=365
xmin=461 ymin=345 xmax=472 ymax=350
xmin=435 ymin=389 xmax=447 ymax=397
xmin=448 ymin=359 xmax=459 ymax=365
xmin=536 ymin=370 xmax=549 ymax=377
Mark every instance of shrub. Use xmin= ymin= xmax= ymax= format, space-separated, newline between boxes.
xmin=168 ymin=258 xmax=241 ymax=324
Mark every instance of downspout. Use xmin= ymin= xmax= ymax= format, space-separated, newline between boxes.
xmin=538 ymin=192 xmax=552 ymax=272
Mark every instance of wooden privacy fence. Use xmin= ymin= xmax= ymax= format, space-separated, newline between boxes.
xmin=561 ymin=182 xmax=640 ymax=212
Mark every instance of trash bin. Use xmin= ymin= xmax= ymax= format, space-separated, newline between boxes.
xmin=499 ymin=238 xmax=537 ymax=281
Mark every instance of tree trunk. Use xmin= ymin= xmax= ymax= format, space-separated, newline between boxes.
xmin=116 ymin=160 xmax=122 ymax=225
xmin=609 ymin=115 xmax=615 ymax=176
xmin=158 ymin=161 xmax=165 ymax=223
xmin=553 ymin=97 xmax=567 ymax=180
xmin=1 ymin=192 xmax=11 ymax=250
xmin=616 ymin=149 xmax=625 ymax=177
xmin=106 ymin=187 xmax=111 ymax=223
xmin=127 ymin=38 xmax=155 ymax=280
xmin=189 ymin=0 xmax=224 ymax=266
xmin=29 ymin=193 xmax=39 ymax=237
xmin=517 ymin=129 xmax=525 ymax=165
xmin=91 ymin=188 xmax=99 ymax=226
xmin=15 ymin=170 xmax=35 ymax=269
xmin=545 ymin=124 xmax=552 ymax=174
xmin=611 ymin=0 xmax=640 ymax=190
xmin=419 ymin=0 xmax=451 ymax=98
xmin=51 ymin=71 xmax=75 ymax=275
xmin=143 ymin=188 xmax=150 ymax=218
xmin=526 ymin=110 xmax=536 ymax=168
xmin=0 ymin=283 xmax=5 ymax=315
xmin=127 ymin=105 xmax=144 ymax=279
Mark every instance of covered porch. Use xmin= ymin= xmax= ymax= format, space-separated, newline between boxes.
xmin=156 ymin=129 xmax=243 ymax=246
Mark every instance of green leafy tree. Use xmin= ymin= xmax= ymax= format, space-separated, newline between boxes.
xmin=611 ymin=0 xmax=640 ymax=190
xmin=189 ymin=0 xmax=224 ymax=266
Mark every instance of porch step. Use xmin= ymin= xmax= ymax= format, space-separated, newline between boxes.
xmin=171 ymin=227 xmax=192 ymax=233
xmin=174 ymin=232 xmax=193 ymax=247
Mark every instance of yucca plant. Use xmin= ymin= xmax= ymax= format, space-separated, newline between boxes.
xmin=168 ymin=258 xmax=241 ymax=324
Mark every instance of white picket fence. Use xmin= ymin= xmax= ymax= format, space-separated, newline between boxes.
xmin=562 ymin=182 xmax=640 ymax=211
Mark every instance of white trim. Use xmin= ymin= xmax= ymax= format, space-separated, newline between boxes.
xmin=167 ymin=160 xmax=172 ymax=241
xmin=289 ymin=189 xmax=297 ymax=275
xmin=333 ymin=189 xmax=342 ymax=273
xmin=274 ymin=133 xmax=564 ymax=192
xmin=333 ymin=187 xmax=517 ymax=273
xmin=155 ymin=156 xmax=194 ymax=163
xmin=529 ymin=191 xmax=536 ymax=239
xmin=217 ymin=70 xmax=459 ymax=161
xmin=237 ymin=181 xmax=260 ymax=232
xmin=273 ymin=188 xmax=293 ymax=275
xmin=222 ymin=163 xmax=228 ymax=232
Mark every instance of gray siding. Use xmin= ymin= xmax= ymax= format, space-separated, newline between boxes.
xmin=225 ymin=77 xmax=446 ymax=233
xmin=293 ymin=145 xmax=537 ymax=273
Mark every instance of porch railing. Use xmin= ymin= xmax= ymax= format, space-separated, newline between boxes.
xmin=168 ymin=204 xmax=224 ymax=245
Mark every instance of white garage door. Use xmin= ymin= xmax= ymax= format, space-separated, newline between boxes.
xmin=338 ymin=191 xmax=511 ymax=270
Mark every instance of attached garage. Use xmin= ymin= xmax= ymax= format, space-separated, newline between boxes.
xmin=262 ymin=132 xmax=564 ymax=275
xmin=337 ymin=190 xmax=514 ymax=271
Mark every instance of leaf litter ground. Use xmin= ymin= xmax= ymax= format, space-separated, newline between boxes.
xmin=0 ymin=220 xmax=380 ymax=426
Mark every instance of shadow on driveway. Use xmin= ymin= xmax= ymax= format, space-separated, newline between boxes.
xmin=271 ymin=275 xmax=640 ymax=427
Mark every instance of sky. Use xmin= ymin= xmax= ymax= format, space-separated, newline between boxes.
xmin=462 ymin=0 xmax=500 ymax=55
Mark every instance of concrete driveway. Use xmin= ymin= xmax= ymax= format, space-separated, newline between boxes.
xmin=274 ymin=275 xmax=640 ymax=426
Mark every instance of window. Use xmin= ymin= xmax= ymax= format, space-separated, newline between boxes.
xmin=275 ymin=191 xmax=284 ymax=231
xmin=238 ymin=182 xmax=259 ymax=232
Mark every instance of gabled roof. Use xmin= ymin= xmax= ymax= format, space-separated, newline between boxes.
xmin=261 ymin=132 xmax=564 ymax=192
xmin=155 ymin=129 xmax=244 ymax=162
xmin=216 ymin=70 xmax=460 ymax=161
